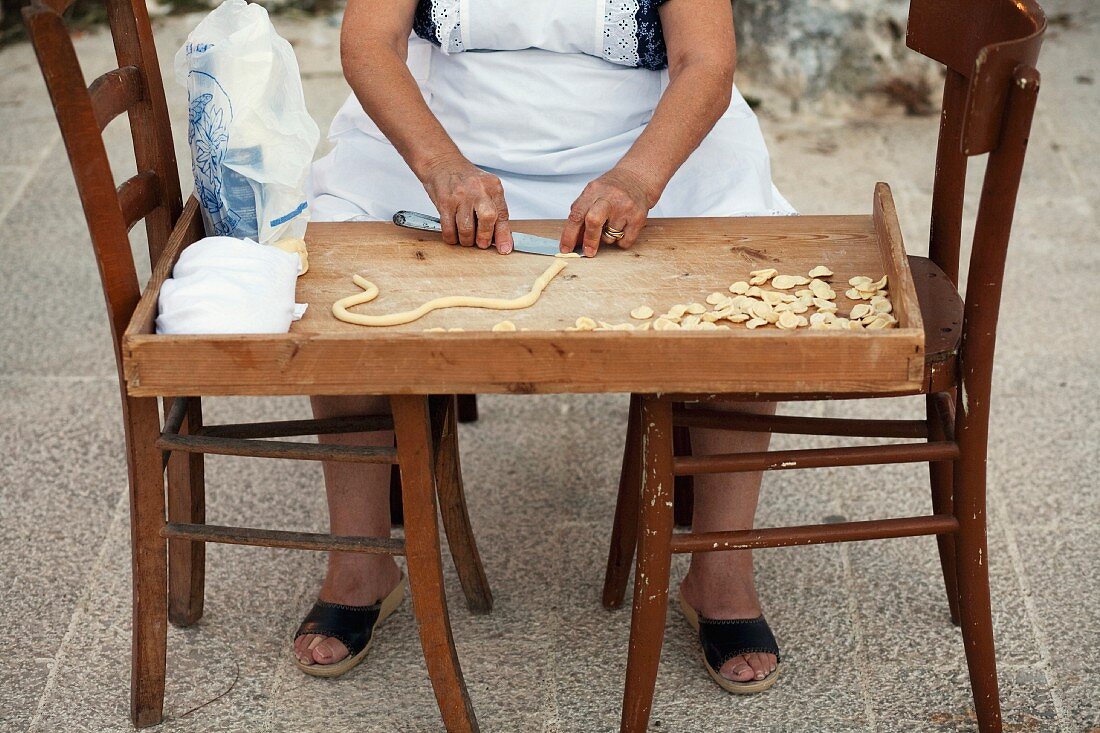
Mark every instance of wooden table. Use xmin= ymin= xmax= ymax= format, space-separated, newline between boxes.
xmin=121 ymin=182 xmax=924 ymax=733
xmin=124 ymin=184 xmax=923 ymax=398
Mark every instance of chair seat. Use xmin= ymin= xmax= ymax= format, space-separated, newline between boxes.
xmin=911 ymin=255 xmax=963 ymax=393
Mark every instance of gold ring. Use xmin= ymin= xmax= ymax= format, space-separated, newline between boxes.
xmin=602 ymin=225 xmax=625 ymax=240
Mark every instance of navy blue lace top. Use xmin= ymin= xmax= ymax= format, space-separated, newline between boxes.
xmin=412 ymin=0 xmax=672 ymax=71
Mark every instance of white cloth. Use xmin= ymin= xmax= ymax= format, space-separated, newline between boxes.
xmin=308 ymin=34 xmax=795 ymax=224
xmin=156 ymin=236 xmax=307 ymax=335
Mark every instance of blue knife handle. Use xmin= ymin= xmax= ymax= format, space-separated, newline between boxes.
xmin=393 ymin=210 xmax=443 ymax=232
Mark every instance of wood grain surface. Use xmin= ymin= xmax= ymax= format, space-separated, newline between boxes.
xmin=301 ymin=213 xmax=893 ymax=334
xmin=123 ymin=187 xmax=925 ymax=397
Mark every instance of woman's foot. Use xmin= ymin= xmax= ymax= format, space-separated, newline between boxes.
xmin=680 ymin=566 xmax=778 ymax=683
xmin=294 ymin=556 xmax=403 ymax=667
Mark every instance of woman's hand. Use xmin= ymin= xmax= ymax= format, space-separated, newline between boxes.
xmin=560 ymin=167 xmax=658 ymax=257
xmin=421 ymin=154 xmax=514 ymax=253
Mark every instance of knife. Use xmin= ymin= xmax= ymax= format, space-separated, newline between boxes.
xmin=393 ymin=210 xmax=572 ymax=257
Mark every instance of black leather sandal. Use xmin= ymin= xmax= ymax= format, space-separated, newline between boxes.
xmin=294 ymin=576 xmax=406 ymax=678
xmin=679 ymin=587 xmax=781 ymax=694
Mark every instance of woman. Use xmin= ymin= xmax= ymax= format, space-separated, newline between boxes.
xmin=297 ymin=0 xmax=796 ymax=693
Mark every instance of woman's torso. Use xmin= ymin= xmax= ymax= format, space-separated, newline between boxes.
xmin=315 ymin=0 xmax=793 ymax=220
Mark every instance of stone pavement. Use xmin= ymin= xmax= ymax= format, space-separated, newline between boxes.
xmin=0 ymin=4 xmax=1097 ymax=732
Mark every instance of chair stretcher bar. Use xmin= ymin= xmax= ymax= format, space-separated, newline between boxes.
xmin=157 ymin=433 xmax=398 ymax=463
xmin=162 ymin=522 xmax=405 ymax=555
xmin=669 ymin=515 xmax=959 ymax=553
xmin=673 ymin=441 xmax=958 ymax=475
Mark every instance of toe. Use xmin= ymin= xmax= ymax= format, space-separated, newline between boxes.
xmin=747 ymin=652 xmax=772 ymax=680
xmin=719 ymin=654 xmax=756 ymax=682
xmin=294 ymin=635 xmax=315 ymax=665
xmin=312 ymin=636 xmax=350 ymax=665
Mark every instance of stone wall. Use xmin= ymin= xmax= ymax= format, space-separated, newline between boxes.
xmin=732 ymin=0 xmax=942 ymax=113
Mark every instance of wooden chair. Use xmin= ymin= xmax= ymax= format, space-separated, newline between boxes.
xmin=22 ymin=0 xmax=491 ymax=729
xmin=602 ymin=1 xmax=1046 ymax=731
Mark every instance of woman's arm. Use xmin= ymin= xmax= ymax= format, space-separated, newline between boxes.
xmin=559 ymin=0 xmax=736 ymax=255
xmin=341 ymin=0 xmax=513 ymax=251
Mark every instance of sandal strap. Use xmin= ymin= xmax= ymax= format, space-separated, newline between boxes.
xmin=698 ymin=615 xmax=782 ymax=671
xmin=294 ymin=599 xmax=383 ymax=657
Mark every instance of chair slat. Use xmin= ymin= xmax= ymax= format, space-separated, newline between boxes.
xmin=198 ymin=414 xmax=396 ymax=439
xmin=673 ymin=441 xmax=959 ymax=476
xmin=157 ymin=433 xmax=399 ymax=464
xmin=671 ymin=406 xmax=929 ymax=439
xmin=669 ymin=515 xmax=959 ymax=554
xmin=89 ymin=65 xmax=144 ymax=131
xmin=163 ymin=523 xmax=405 ymax=555
xmin=117 ymin=171 xmax=162 ymax=231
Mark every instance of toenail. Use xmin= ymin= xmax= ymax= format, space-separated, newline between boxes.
xmin=756 ymin=671 xmax=765 ymax=679
xmin=308 ymin=637 xmax=323 ymax=650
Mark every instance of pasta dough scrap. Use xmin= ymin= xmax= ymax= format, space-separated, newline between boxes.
xmin=333 ymin=259 xmax=568 ymax=327
xmin=630 ymin=305 xmax=654 ymax=320
xmin=273 ymin=237 xmax=309 ymax=276
xmin=492 ymin=320 xmax=517 ymax=332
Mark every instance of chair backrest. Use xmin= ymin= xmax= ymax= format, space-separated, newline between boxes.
xmin=22 ymin=0 xmax=182 ymax=377
xmin=906 ymin=0 xmax=1045 ymax=406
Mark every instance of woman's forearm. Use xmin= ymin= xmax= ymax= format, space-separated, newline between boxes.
xmin=614 ymin=0 xmax=737 ymax=207
xmin=340 ymin=12 xmax=465 ymax=180
xmin=615 ymin=60 xmax=734 ymax=206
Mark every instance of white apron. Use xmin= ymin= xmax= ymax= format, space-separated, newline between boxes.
xmin=308 ymin=4 xmax=795 ymax=223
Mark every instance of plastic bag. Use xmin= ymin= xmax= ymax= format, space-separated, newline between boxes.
xmin=175 ymin=0 xmax=320 ymax=244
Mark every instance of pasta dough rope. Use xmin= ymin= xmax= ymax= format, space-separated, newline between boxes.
xmin=333 ymin=259 xmax=568 ymax=327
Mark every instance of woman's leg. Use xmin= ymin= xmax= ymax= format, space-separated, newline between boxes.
xmin=293 ymin=395 xmax=403 ymax=667
xmin=679 ymin=400 xmax=779 ymax=683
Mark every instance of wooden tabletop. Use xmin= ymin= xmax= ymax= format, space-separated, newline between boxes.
xmin=122 ymin=184 xmax=924 ymax=397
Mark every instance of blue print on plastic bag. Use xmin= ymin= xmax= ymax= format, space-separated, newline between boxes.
xmin=185 ymin=71 xmax=258 ymax=238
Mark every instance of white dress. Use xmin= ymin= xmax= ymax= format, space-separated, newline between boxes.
xmin=307 ymin=0 xmax=796 ymax=223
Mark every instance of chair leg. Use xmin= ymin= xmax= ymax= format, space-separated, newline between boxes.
xmin=391 ymin=395 xmax=479 ymax=733
xmin=927 ymin=392 xmax=960 ymax=625
xmin=620 ymin=395 xmax=675 ymax=733
xmin=167 ymin=397 xmax=206 ymax=628
xmin=389 ymin=464 xmax=404 ymax=527
xmin=126 ymin=396 xmax=169 ymax=728
xmin=952 ymin=394 xmax=1002 ymax=733
xmin=672 ymin=423 xmax=694 ymax=528
xmin=602 ymin=394 xmax=643 ymax=610
xmin=456 ymin=394 xmax=479 ymax=423
xmin=431 ymin=395 xmax=493 ymax=614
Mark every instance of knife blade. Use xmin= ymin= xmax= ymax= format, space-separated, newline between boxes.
xmin=393 ymin=210 xmax=571 ymax=257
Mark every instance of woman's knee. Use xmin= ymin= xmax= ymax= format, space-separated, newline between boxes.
xmin=310 ymin=395 xmax=390 ymax=418
xmin=700 ymin=399 xmax=778 ymax=416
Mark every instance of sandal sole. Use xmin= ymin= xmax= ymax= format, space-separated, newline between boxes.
xmin=679 ymin=587 xmax=780 ymax=695
xmin=296 ymin=576 xmax=407 ymax=678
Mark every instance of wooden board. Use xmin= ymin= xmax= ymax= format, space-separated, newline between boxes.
xmin=122 ymin=184 xmax=924 ymax=397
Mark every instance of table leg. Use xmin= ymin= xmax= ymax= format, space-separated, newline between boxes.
xmin=392 ymin=394 xmax=479 ymax=733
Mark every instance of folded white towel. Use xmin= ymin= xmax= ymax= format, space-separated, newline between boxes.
xmin=156 ymin=236 xmax=307 ymax=335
